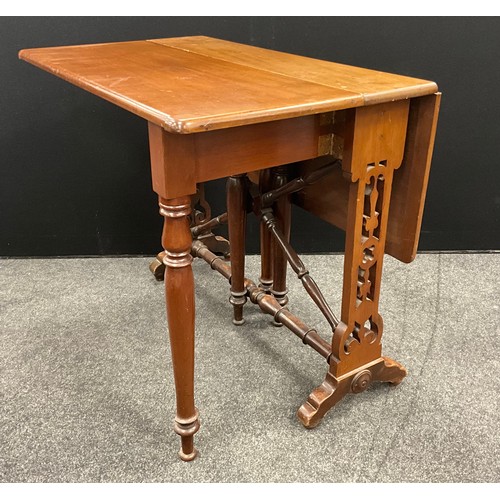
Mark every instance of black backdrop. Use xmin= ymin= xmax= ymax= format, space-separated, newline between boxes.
xmin=1 ymin=17 xmax=499 ymax=256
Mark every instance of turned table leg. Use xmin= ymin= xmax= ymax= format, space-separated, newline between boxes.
xmin=270 ymin=166 xmax=291 ymax=311
xmin=259 ymin=169 xmax=274 ymax=292
xmin=159 ymin=196 xmax=199 ymax=461
xmin=227 ymin=174 xmax=248 ymax=325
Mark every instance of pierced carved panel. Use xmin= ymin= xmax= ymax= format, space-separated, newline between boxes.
xmin=344 ymin=161 xmax=387 ymax=355
xmin=332 ymin=157 xmax=397 ymax=376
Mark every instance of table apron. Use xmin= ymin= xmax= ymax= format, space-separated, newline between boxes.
xmin=148 ymin=113 xmax=335 ymax=199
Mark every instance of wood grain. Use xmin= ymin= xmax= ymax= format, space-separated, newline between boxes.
xmin=270 ymin=166 xmax=291 ymax=308
xmin=148 ymin=114 xmax=329 ymax=199
xmin=293 ymin=94 xmax=441 ymax=264
xmin=19 ymin=40 xmax=359 ymax=133
xmin=386 ymin=93 xmax=441 ymax=263
xmin=159 ymin=196 xmax=199 ymax=461
xmin=19 ymin=36 xmax=437 ymax=134
xmin=227 ymin=175 xmax=248 ymax=325
xmin=292 ymin=157 xmax=350 ymax=233
xmin=153 ymin=36 xmax=438 ymax=105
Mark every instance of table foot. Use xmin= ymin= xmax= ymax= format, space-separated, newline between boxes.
xmin=377 ymin=356 xmax=407 ymax=385
xmin=151 ymin=237 xmax=229 ymax=283
xmin=178 ymin=447 xmax=198 ymax=462
xmin=297 ymin=372 xmax=350 ymax=428
xmin=149 ymin=251 xmax=166 ymax=281
xmin=174 ymin=411 xmax=200 ymax=461
xmin=297 ymin=356 xmax=407 ymax=428
xmin=198 ymin=233 xmax=230 ymax=258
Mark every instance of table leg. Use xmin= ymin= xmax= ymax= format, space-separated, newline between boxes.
xmin=297 ymin=165 xmax=406 ymax=427
xmin=259 ymin=169 xmax=274 ymax=292
xmin=297 ymin=101 xmax=409 ymax=428
xmin=227 ymin=174 xmax=248 ymax=325
xmin=271 ymin=166 xmax=291 ymax=314
xmin=159 ymin=196 xmax=199 ymax=461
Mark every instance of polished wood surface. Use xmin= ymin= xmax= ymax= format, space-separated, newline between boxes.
xmin=159 ymin=196 xmax=199 ymax=461
xmin=298 ymin=100 xmax=410 ymax=425
xmin=19 ymin=36 xmax=436 ymax=133
xmin=293 ymin=94 xmax=441 ymax=264
xmin=258 ymin=169 xmax=274 ymax=292
xmin=158 ymin=36 xmax=438 ymax=106
xmin=227 ymin=175 xmax=248 ymax=325
xmin=337 ymin=100 xmax=409 ymax=372
xmin=270 ymin=166 xmax=291 ymax=309
xmin=148 ymin=115 xmax=330 ymax=198
xmin=20 ymin=36 xmax=440 ymax=462
xmin=387 ymin=93 xmax=441 ymax=262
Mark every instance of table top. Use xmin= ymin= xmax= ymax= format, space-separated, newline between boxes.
xmin=19 ymin=36 xmax=438 ymax=134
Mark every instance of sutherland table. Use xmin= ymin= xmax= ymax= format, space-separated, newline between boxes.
xmin=19 ymin=36 xmax=441 ymax=461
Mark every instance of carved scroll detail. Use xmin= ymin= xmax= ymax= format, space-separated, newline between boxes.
xmin=301 ymin=100 xmax=410 ymax=422
xmin=332 ymin=160 xmax=396 ymax=377
xmin=345 ymin=161 xmax=387 ymax=354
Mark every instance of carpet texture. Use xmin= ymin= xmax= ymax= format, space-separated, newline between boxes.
xmin=0 ymin=254 xmax=499 ymax=482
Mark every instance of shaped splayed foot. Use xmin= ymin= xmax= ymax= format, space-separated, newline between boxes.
xmin=149 ymin=251 xmax=166 ymax=281
xmin=297 ymin=357 xmax=407 ymax=428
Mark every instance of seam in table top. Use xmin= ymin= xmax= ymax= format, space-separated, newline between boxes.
xmin=146 ymin=38 xmax=436 ymax=103
xmin=145 ymin=39 xmax=366 ymax=100
xmin=20 ymin=39 xmax=437 ymax=134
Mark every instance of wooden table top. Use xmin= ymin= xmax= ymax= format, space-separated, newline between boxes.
xmin=19 ymin=36 xmax=438 ymax=134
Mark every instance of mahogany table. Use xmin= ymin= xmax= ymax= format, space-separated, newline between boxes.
xmin=19 ymin=36 xmax=440 ymax=461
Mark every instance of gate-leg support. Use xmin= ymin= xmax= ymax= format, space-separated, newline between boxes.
xmin=298 ymin=101 xmax=410 ymax=428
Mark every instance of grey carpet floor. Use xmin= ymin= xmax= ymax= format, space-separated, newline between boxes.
xmin=0 ymin=254 xmax=499 ymax=482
